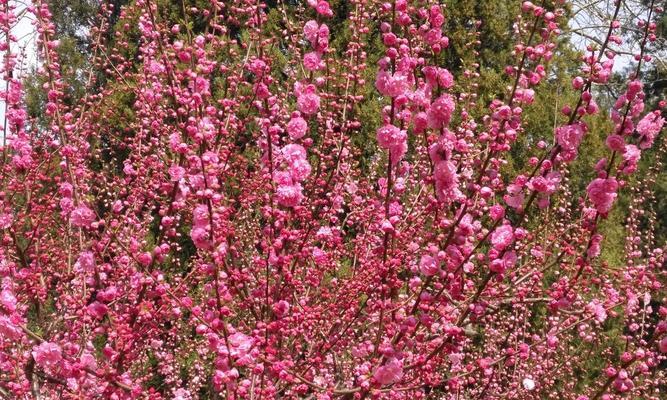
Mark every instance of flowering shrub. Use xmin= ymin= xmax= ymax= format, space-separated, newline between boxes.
xmin=0 ymin=0 xmax=665 ymax=399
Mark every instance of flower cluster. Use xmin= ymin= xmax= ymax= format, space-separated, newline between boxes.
xmin=0 ymin=0 xmax=664 ymax=399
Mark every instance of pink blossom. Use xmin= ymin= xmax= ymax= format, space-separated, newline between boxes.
xmin=587 ymin=233 xmax=603 ymax=259
xmin=373 ymin=357 xmax=403 ymax=385
xmin=375 ymin=70 xmax=411 ymax=98
xmin=97 ymin=286 xmax=118 ymax=302
xmin=433 ymin=160 xmax=463 ymax=202
xmin=191 ymin=226 xmax=211 ymax=250
xmin=504 ymin=183 xmax=525 ymax=209
xmin=491 ymin=224 xmax=514 ymax=251
xmin=0 ymin=316 xmax=23 ymax=339
xmin=228 ymin=332 xmax=254 ymax=358
xmin=87 ymin=301 xmax=108 ymax=319
xmin=489 ymin=205 xmax=505 ymax=221
xmin=303 ymin=20 xmax=319 ymax=44
xmin=169 ymin=165 xmax=185 ymax=181
xmin=636 ymin=111 xmax=664 ymax=149
xmin=376 ymin=124 xmax=406 ymax=149
xmin=75 ymin=251 xmax=95 ymax=272
xmin=32 ymin=342 xmax=62 ymax=369
xmin=173 ymin=388 xmax=192 ymax=400
xmin=276 ymin=184 xmax=304 ymax=207
xmin=303 ymin=52 xmax=321 ymax=71
xmin=437 ymin=68 xmax=455 ymax=89
xmin=587 ymin=178 xmax=618 ymax=214
xmin=659 ymin=337 xmax=667 ymax=353
xmin=297 ymin=92 xmax=320 ymax=115
xmin=315 ymin=1 xmax=332 ymax=17
xmin=59 ymin=182 xmax=74 ymax=197
xmin=623 ymin=144 xmax=641 ymax=164
xmin=389 ymin=141 xmax=408 ymax=165
xmin=555 ymin=122 xmax=586 ymax=161
xmin=287 ymin=116 xmax=308 ymax=140
xmin=605 ymin=134 xmax=625 ymax=152
xmin=427 ymin=94 xmax=455 ymax=127
xmin=428 ymin=130 xmax=455 ymax=164
xmin=419 ymin=255 xmax=439 ymax=276
xmin=586 ymin=300 xmax=607 ymax=323
xmin=0 ymin=290 xmax=16 ymax=313
xmin=287 ymin=158 xmax=311 ymax=182
xmin=281 ymin=143 xmax=307 ymax=162
xmin=70 ymin=205 xmax=96 ymax=227
xmin=272 ymin=300 xmax=290 ymax=317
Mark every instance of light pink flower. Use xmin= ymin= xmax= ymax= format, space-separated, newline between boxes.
xmin=605 ymin=134 xmax=625 ymax=152
xmin=427 ymin=94 xmax=455 ymax=127
xmin=169 ymin=165 xmax=185 ymax=181
xmin=70 ymin=205 xmax=96 ymax=228
xmin=276 ymin=184 xmax=304 ymax=207
xmin=287 ymin=158 xmax=311 ymax=182
xmin=303 ymin=20 xmax=319 ymax=44
xmin=433 ymin=160 xmax=463 ymax=202
xmin=32 ymin=342 xmax=63 ymax=369
xmin=623 ymin=144 xmax=640 ymax=164
xmin=281 ymin=144 xmax=307 ymax=163
xmin=297 ymin=92 xmax=320 ymax=115
xmin=587 ymin=233 xmax=603 ymax=259
xmin=228 ymin=332 xmax=254 ymax=358
xmin=0 ymin=316 xmax=22 ymax=339
xmin=287 ymin=116 xmax=308 ymax=139
xmin=555 ymin=122 xmax=586 ymax=161
xmin=0 ymin=290 xmax=17 ymax=313
xmin=586 ymin=300 xmax=607 ymax=323
xmin=419 ymin=255 xmax=439 ymax=276
xmin=504 ymin=183 xmax=525 ymax=209
xmin=491 ymin=224 xmax=514 ymax=251
xmin=375 ymin=70 xmax=410 ymax=98
xmin=190 ymin=226 xmax=211 ymax=250
xmin=303 ymin=52 xmax=321 ymax=71
xmin=373 ymin=357 xmax=403 ymax=385
xmin=376 ymin=124 xmax=406 ymax=149
xmin=587 ymin=178 xmax=618 ymax=214
xmin=636 ymin=111 xmax=664 ymax=149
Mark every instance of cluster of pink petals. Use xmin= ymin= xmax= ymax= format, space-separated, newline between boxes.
xmin=587 ymin=177 xmax=618 ymax=214
xmin=636 ymin=110 xmax=665 ymax=149
xmin=555 ymin=122 xmax=586 ymax=161
xmin=0 ymin=1 xmax=663 ymax=399
xmin=32 ymin=342 xmax=63 ymax=370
